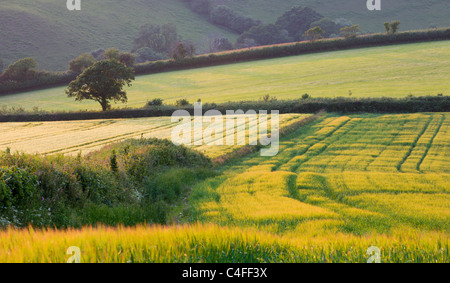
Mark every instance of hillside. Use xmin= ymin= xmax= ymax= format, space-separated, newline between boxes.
xmin=0 ymin=0 xmax=449 ymax=71
xmin=0 ymin=41 xmax=448 ymax=112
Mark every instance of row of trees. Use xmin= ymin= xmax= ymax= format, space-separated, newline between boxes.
xmin=183 ymin=0 xmax=260 ymax=34
xmin=236 ymin=6 xmax=343 ymax=48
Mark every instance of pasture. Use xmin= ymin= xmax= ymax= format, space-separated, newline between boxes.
xmin=0 ymin=41 xmax=448 ymax=112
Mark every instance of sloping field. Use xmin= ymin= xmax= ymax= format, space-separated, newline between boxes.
xmin=1 ymin=0 xmax=448 ymax=70
xmin=0 ymin=114 xmax=308 ymax=158
xmin=194 ymin=113 xmax=450 ymax=234
xmin=1 ymin=113 xmax=449 ymax=263
xmin=1 ymin=41 xmax=449 ymax=112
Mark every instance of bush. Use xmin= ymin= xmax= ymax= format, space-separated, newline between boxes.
xmin=176 ymin=98 xmax=191 ymax=107
xmin=0 ymin=138 xmax=213 ymax=227
xmin=147 ymin=98 xmax=164 ymax=106
xmin=0 ymin=166 xmax=38 ymax=209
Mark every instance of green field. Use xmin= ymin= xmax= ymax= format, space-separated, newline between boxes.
xmin=192 ymin=113 xmax=450 ymax=234
xmin=1 ymin=41 xmax=449 ymax=112
xmin=1 ymin=0 xmax=448 ymax=70
xmin=1 ymin=112 xmax=449 ymax=263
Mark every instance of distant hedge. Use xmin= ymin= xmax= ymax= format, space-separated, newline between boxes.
xmin=1 ymin=28 xmax=449 ymax=95
xmin=0 ymin=96 xmax=448 ymax=122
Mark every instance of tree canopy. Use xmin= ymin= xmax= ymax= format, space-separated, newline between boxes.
xmin=66 ymin=60 xmax=135 ymax=111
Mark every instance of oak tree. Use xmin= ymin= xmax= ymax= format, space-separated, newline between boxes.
xmin=66 ymin=60 xmax=135 ymax=111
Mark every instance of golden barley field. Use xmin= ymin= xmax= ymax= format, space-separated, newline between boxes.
xmin=0 ymin=113 xmax=449 ymax=263
xmin=0 ymin=114 xmax=308 ymax=159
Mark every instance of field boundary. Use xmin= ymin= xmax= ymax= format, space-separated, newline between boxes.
xmin=0 ymin=96 xmax=448 ymax=123
xmin=1 ymin=28 xmax=449 ymax=95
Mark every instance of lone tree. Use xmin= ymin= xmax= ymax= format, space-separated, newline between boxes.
xmin=66 ymin=60 xmax=135 ymax=111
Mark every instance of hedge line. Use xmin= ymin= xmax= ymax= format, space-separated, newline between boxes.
xmin=0 ymin=96 xmax=448 ymax=122
xmin=1 ymin=28 xmax=449 ymax=95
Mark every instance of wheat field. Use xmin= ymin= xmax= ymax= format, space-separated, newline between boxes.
xmin=0 ymin=114 xmax=309 ymax=158
xmin=0 ymin=113 xmax=449 ymax=263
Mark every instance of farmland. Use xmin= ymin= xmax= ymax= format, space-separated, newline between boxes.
xmin=191 ymin=113 xmax=450 ymax=235
xmin=2 ymin=0 xmax=448 ymax=71
xmin=1 ymin=41 xmax=449 ymax=112
xmin=0 ymin=114 xmax=307 ymax=158
xmin=0 ymin=112 xmax=449 ymax=262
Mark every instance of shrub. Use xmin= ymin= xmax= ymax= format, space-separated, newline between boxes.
xmin=0 ymin=166 xmax=38 ymax=209
xmin=147 ymin=98 xmax=164 ymax=106
xmin=176 ymin=98 xmax=191 ymax=107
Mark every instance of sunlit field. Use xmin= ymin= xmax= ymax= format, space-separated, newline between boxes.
xmin=0 ymin=41 xmax=448 ymax=112
xmin=1 ymin=113 xmax=448 ymax=263
xmin=0 ymin=224 xmax=447 ymax=263
xmin=0 ymin=114 xmax=309 ymax=158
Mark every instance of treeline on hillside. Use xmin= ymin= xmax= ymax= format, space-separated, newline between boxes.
xmin=0 ymin=138 xmax=214 ymax=228
xmin=1 ymin=27 xmax=449 ymax=96
xmin=0 ymin=96 xmax=448 ymax=122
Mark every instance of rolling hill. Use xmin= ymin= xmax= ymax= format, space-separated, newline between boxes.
xmin=0 ymin=41 xmax=448 ymax=112
xmin=0 ymin=0 xmax=449 ymax=71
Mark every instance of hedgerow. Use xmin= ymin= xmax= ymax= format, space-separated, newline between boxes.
xmin=1 ymin=28 xmax=449 ymax=95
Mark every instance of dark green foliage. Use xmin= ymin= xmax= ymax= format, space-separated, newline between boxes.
xmin=384 ymin=21 xmax=401 ymax=34
xmin=0 ymin=166 xmax=38 ymax=209
xmin=133 ymin=23 xmax=178 ymax=55
xmin=0 ymin=95 xmax=448 ymax=123
xmin=237 ymin=24 xmax=291 ymax=47
xmin=310 ymin=18 xmax=340 ymax=37
xmin=146 ymin=98 xmax=164 ymax=106
xmin=340 ymin=25 xmax=361 ymax=39
xmin=275 ymin=6 xmax=324 ymax=40
xmin=384 ymin=22 xmax=391 ymax=34
xmin=69 ymin=53 xmax=96 ymax=74
xmin=110 ymin=150 xmax=118 ymax=173
xmin=171 ymin=42 xmax=195 ymax=60
xmin=1 ymin=28 xmax=450 ymax=95
xmin=134 ymin=47 xmax=168 ymax=64
xmin=0 ymin=57 xmax=39 ymax=82
xmin=176 ymin=98 xmax=191 ymax=107
xmin=390 ymin=21 xmax=401 ymax=34
xmin=304 ymin=26 xmax=325 ymax=41
xmin=0 ymin=138 xmax=213 ymax=227
xmin=209 ymin=5 xmax=260 ymax=34
xmin=66 ymin=60 xmax=135 ymax=111
xmin=103 ymin=48 xmax=136 ymax=67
